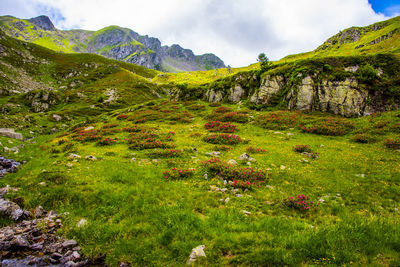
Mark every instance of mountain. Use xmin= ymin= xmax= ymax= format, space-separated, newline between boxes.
xmin=0 ymin=15 xmax=225 ymax=72
xmin=281 ymin=16 xmax=400 ymax=62
xmin=0 ymin=27 xmax=165 ymax=119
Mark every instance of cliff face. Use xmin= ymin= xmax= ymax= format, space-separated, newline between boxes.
xmin=0 ymin=16 xmax=225 ymax=73
xmin=187 ymin=55 xmax=400 ymax=117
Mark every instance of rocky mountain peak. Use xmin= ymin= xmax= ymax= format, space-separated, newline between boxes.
xmin=28 ymin=15 xmax=56 ymax=31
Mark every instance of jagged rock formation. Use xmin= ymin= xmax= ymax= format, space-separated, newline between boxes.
xmin=28 ymin=15 xmax=56 ymax=31
xmin=176 ymin=54 xmax=400 ymax=117
xmin=0 ymin=15 xmax=225 ymax=72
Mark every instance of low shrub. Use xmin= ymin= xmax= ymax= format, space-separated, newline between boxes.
xmin=203 ymin=134 xmax=244 ymax=145
xmin=204 ymin=121 xmax=238 ymax=133
xmin=117 ymin=114 xmax=128 ymax=120
xmin=293 ymin=145 xmax=313 ymax=153
xmin=256 ymin=111 xmax=300 ymax=130
xmin=209 ymin=102 xmax=221 ymax=107
xmin=163 ymin=168 xmax=195 ymax=180
xmin=246 ymin=146 xmax=267 ymax=153
xmin=214 ymin=145 xmax=232 ymax=151
xmin=102 ymin=124 xmax=118 ymax=129
xmin=230 ymin=179 xmax=264 ymax=190
xmin=98 ymin=137 xmax=118 ymax=146
xmin=146 ymin=149 xmax=183 ymax=158
xmin=384 ymin=138 xmax=400 ymax=149
xmin=299 ymin=117 xmax=354 ymax=136
xmin=283 ymin=194 xmax=319 ymax=211
xmin=352 ymin=134 xmax=377 ymax=144
xmin=217 ymin=112 xmax=248 ymax=123
xmin=202 ymin=158 xmax=268 ymax=181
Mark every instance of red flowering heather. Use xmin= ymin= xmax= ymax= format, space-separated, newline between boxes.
xmin=204 ymin=121 xmax=238 ymax=133
xmin=384 ymin=138 xmax=400 ymax=149
xmin=283 ymin=194 xmax=319 ymax=211
xmin=203 ymin=134 xmax=243 ymax=145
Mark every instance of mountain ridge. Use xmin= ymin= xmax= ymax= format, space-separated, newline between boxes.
xmin=0 ymin=15 xmax=225 ymax=72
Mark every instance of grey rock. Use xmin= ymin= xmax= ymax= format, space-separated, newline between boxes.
xmin=63 ymin=239 xmax=78 ymax=248
xmin=34 ymin=205 xmax=46 ymax=218
xmin=187 ymin=245 xmax=206 ymax=265
xmin=0 ymin=128 xmax=23 ymax=140
xmin=0 ymin=198 xmax=24 ymax=220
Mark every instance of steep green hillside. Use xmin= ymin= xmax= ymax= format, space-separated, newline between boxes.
xmin=281 ymin=16 xmax=400 ymax=63
xmin=0 ymin=28 xmax=163 ymax=131
xmin=0 ymin=15 xmax=225 ymax=72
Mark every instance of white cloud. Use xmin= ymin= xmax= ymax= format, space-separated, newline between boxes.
xmin=0 ymin=0 xmax=392 ymax=66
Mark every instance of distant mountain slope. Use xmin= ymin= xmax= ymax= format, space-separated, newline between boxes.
xmin=0 ymin=28 xmax=164 ymax=115
xmin=0 ymin=15 xmax=225 ymax=72
xmin=281 ymin=16 xmax=400 ymax=62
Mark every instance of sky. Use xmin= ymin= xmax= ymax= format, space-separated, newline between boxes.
xmin=0 ymin=0 xmax=399 ymax=67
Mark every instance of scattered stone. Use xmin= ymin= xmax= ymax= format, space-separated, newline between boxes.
xmin=0 ymin=128 xmax=23 ymax=140
xmin=235 ymin=194 xmax=243 ymax=198
xmin=84 ymin=126 xmax=94 ymax=131
xmin=63 ymin=240 xmax=78 ymax=248
xmin=52 ymin=114 xmax=62 ymax=121
xmin=227 ymin=159 xmax=237 ymax=165
xmin=130 ymin=157 xmax=136 ymax=162
xmin=34 ymin=206 xmax=46 ymax=218
xmin=266 ymin=185 xmax=274 ymax=190
xmin=241 ymin=210 xmax=251 ymax=216
xmin=76 ymin=218 xmax=88 ymax=228
xmin=280 ymin=165 xmax=286 ymax=170
xmin=38 ymin=182 xmax=46 ymax=186
xmin=274 ymin=131 xmax=283 ymax=135
xmin=238 ymin=153 xmax=256 ymax=162
xmin=355 ymin=174 xmax=365 ymax=178
xmin=68 ymin=154 xmax=81 ymax=160
xmin=0 ymin=198 xmax=24 ymax=221
xmin=206 ymin=151 xmax=221 ymax=157
xmin=224 ymin=197 xmax=230 ymax=203
xmin=85 ymin=155 xmax=97 ymax=161
xmin=0 ymin=156 xmax=21 ymax=177
xmin=66 ymin=163 xmax=74 ymax=167
xmin=192 ymin=148 xmax=198 ymax=154
xmin=187 ymin=245 xmax=206 ymax=265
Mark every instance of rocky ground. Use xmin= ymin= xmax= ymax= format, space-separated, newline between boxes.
xmin=0 ymin=184 xmax=95 ymax=266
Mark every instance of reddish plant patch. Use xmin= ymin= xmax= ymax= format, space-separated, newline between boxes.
xmin=283 ymin=195 xmax=319 ymax=211
xmin=204 ymin=121 xmax=238 ymax=133
xmin=203 ymin=134 xmax=244 ymax=145
xmin=202 ymin=158 xmax=268 ymax=182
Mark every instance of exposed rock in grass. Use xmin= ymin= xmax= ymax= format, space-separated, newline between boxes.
xmin=0 ymin=156 xmax=21 ymax=177
xmin=0 ymin=196 xmax=92 ymax=266
xmin=0 ymin=128 xmax=23 ymax=140
xmin=187 ymin=245 xmax=206 ymax=265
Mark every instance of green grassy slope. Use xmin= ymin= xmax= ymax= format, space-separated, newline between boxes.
xmin=1 ymin=100 xmax=399 ymax=266
xmin=281 ymin=16 xmax=400 ymax=63
xmin=0 ymin=28 xmax=163 ymax=132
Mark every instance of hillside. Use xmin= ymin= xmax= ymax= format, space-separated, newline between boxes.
xmin=0 ymin=15 xmax=225 ymax=72
xmin=281 ymin=16 xmax=400 ymax=62
xmin=0 ymin=14 xmax=399 ymax=267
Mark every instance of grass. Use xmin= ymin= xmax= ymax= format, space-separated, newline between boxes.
xmin=1 ymin=100 xmax=399 ymax=266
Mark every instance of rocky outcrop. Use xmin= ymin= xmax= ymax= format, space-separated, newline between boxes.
xmin=286 ymin=76 xmax=373 ymax=117
xmin=250 ymin=75 xmax=284 ymax=105
xmin=28 ymin=15 xmax=56 ymax=31
xmin=0 ymin=129 xmax=23 ymax=140
xmin=200 ymin=67 xmax=398 ymax=117
xmin=26 ymin=90 xmax=61 ymax=112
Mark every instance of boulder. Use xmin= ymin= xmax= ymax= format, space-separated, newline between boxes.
xmin=0 ymin=128 xmax=23 ymax=140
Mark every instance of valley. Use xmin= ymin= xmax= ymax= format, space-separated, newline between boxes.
xmin=0 ymin=13 xmax=399 ymax=266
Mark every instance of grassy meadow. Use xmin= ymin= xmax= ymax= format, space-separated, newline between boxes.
xmin=1 ymin=100 xmax=400 ymax=266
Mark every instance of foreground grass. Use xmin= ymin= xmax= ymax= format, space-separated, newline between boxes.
xmin=1 ymin=101 xmax=400 ymax=266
